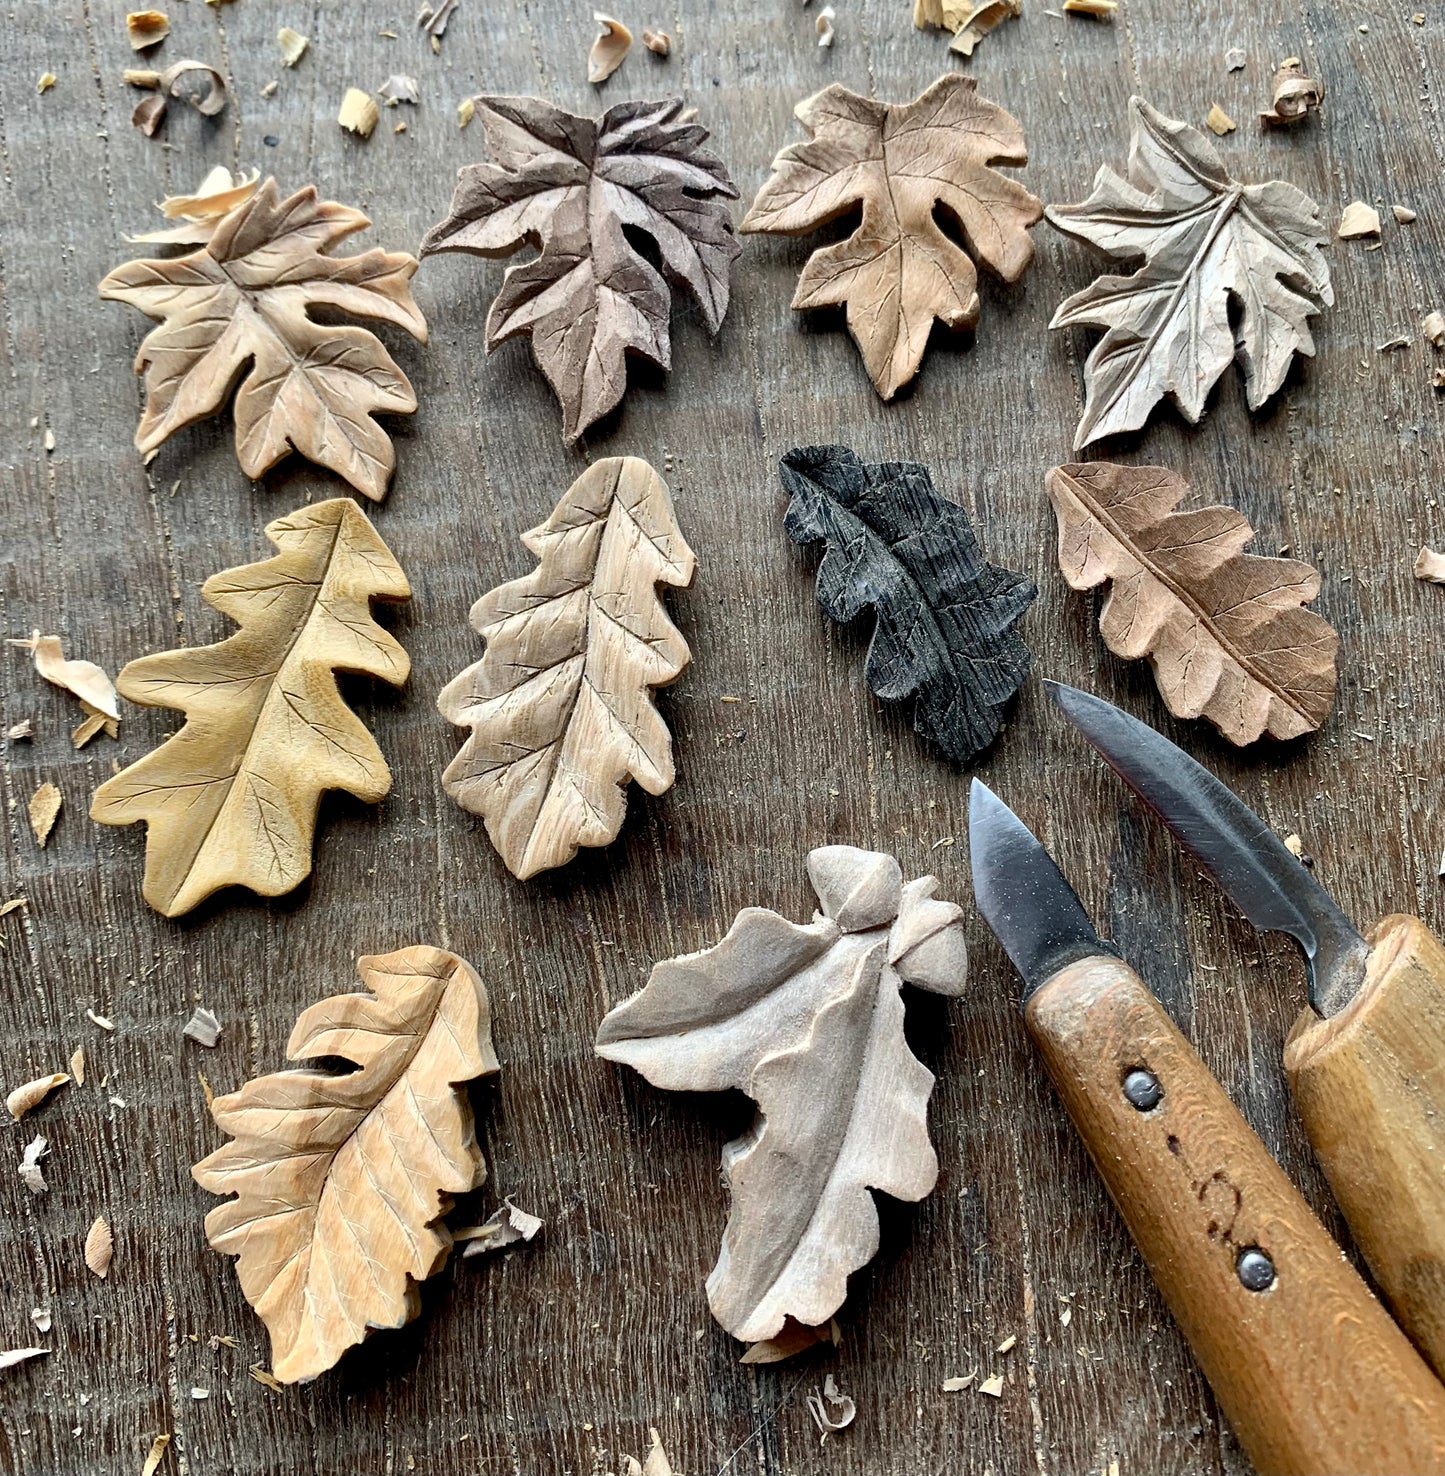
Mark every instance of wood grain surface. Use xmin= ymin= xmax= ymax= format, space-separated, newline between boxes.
xmin=1 ymin=2 xmax=1442 ymax=1474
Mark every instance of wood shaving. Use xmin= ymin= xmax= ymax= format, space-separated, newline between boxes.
xmin=1394 ymin=204 xmax=1418 ymax=224
xmin=19 ymin=1135 xmax=49 ymax=1195
xmin=28 ymin=783 xmax=61 ymax=846
xmin=621 ymin=1429 xmax=673 ymax=1476
xmin=1260 ymin=60 xmax=1324 ymax=125
xmin=1225 ymin=47 xmax=1246 ymax=70
xmin=457 ymin=96 xmax=475 ymax=128
xmin=71 ymin=705 xmax=111 ymax=749
xmin=589 ymin=14 xmax=632 ymax=82
xmin=140 ymin=1433 xmax=170 ymax=1476
xmin=183 ymin=1006 xmax=222 ymax=1048
xmin=394 ymin=121 xmax=407 ymax=134
xmin=9 ymin=631 xmax=118 ymax=720
xmin=1377 ymin=334 xmax=1410 ymax=352
xmin=0 ymin=897 xmax=25 ymax=919
xmin=37 ymin=73 xmax=56 ymax=93
xmin=996 ymin=1333 xmax=1018 ymax=1353
xmin=458 ymin=1197 xmax=543 ymax=1257
xmin=0 ymin=1348 xmax=48 ymax=1373
xmin=740 ymin=1318 xmax=839 ymax=1364
xmin=248 ymin=1363 xmax=285 ymax=1393
xmin=806 ymin=1374 xmax=856 ymax=1435
xmin=1206 ymin=103 xmax=1236 ymax=135
xmin=642 ymin=29 xmax=671 ymax=55
xmin=86 ymin=1010 xmax=115 ymax=1032
xmin=978 ymin=1372 xmax=1005 ymax=1397
xmin=29 ymin=1309 xmax=50 ymax=1334
xmin=416 ymin=0 xmax=458 ymax=47
xmin=942 ymin=1373 xmax=975 ymax=1391
xmin=1435 ymin=367 xmax=1445 ymax=391
xmin=5 ymin=1073 xmax=66 ymax=1121
xmin=1337 ymin=201 xmax=1381 ymax=239
xmin=84 ymin=1216 xmax=113 ymax=1278
xmin=338 ymin=87 xmax=379 ymax=138
xmin=816 ymin=5 xmax=835 ymax=45
xmin=277 ymin=26 xmax=308 ymax=66
xmin=127 ymin=10 xmax=169 ymax=49
xmin=950 ymin=0 xmax=1021 ymax=55
xmin=133 ymin=92 xmax=168 ymax=136
xmin=1415 ymin=547 xmax=1445 ymax=583
xmin=1062 ymin=0 xmax=1116 ymax=14
xmin=190 ymin=1387 xmax=209 ymax=1399
xmin=379 ymin=74 xmax=419 ymax=103
xmin=124 ymin=67 xmax=161 ymax=87
xmin=70 ymin=1047 xmax=85 ymax=1087
xmin=7 ymin=720 xmax=32 ymax=740
xmin=128 ymin=165 xmax=262 ymax=245
xmin=198 ymin=1070 xmax=214 ymax=1109
xmin=1423 ymin=311 xmax=1445 ymax=347
xmin=261 ymin=79 xmax=279 ymax=97
xmin=1283 ymin=833 xmax=1305 ymax=857
xmin=129 ymin=58 xmax=226 ymax=136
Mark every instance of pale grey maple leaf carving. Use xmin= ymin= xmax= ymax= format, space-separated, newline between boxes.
xmin=1047 ymin=97 xmax=1333 ymax=450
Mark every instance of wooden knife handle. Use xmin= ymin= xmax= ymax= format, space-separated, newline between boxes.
xmin=1285 ymin=913 xmax=1445 ymax=1382
xmin=1026 ymin=953 xmax=1445 ymax=1476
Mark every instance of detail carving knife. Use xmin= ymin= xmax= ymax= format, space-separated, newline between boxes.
xmin=1047 ymin=679 xmax=1445 ymax=1380
xmin=968 ymin=779 xmax=1445 ymax=1476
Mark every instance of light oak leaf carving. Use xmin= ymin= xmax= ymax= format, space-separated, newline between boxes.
xmin=91 ymin=499 xmax=410 ymax=916
xmin=1046 ymin=460 xmax=1338 ymax=744
xmin=741 ymin=75 xmax=1041 ymax=398
xmin=596 ymin=846 xmax=967 ymax=1347
xmin=438 ymin=457 xmax=694 ymax=879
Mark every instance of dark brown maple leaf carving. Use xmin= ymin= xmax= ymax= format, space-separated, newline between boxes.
xmin=421 ymin=95 xmax=740 ymax=442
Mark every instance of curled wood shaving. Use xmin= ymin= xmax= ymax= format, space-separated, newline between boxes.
xmin=140 ymin=1433 xmax=170 ymax=1476
xmin=978 ymin=1373 xmax=1005 ymax=1397
xmin=951 ymin=0 xmax=1021 ymax=56
xmin=8 ymin=1070 xmax=66 ymax=1124
xmin=0 ymin=896 xmax=25 ymax=919
xmin=127 ymin=9 xmax=169 ymax=49
xmin=642 ymin=29 xmax=671 ymax=54
xmin=7 ymin=720 xmax=32 ymax=740
xmin=1338 ymin=201 xmax=1381 ymax=239
xmin=132 ymin=93 xmax=168 ymax=136
xmin=942 ymin=1373 xmax=976 ymax=1391
xmin=71 ymin=703 xmax=116 ymax=748
xmin=458 ymin=1197 xmax=543 ymax=1257
xmin=416 ymin=0 xmax=458 ymax=48
xmin=1206 ymin=102 xmax=1236 ymax=135
xmin=338 ymin=87 xmax=379 ymax=137
xmin=816 ymin=5 xmax=836 ymax=45
xmin=913 ymin=0 xmax=971 ymax=29
xmin=589 ymin=14 xmax=632 ymax=82
xmin=19 ymin=1135 xmax=49 ymax=1195
xmin=248 ymin=1363 xmax=285 ymax=1393
xmin=28 ymin=783 xmax=61 ymax=846
xmin=30 ymin=1309 xmax=51 ymax=1334
xmin=130 ymin=58 xmax=227 ymax=136
xmin=1260 ymin=59 xmax=1324 ymax=125
xmin=9 ymin=631 xmax=119 ymax=720
xmin=621 ymin=1429 xmax=673 ymax=1476
xmin=277 ymin=27 xmax=308 ymax=66
xmin=1063 ymin=0 xmax=1116 ymax=13
xmin=182 ymin=1006 xmax=222 ymax=1048
xmin=1415 ymin=547 xmax=1445 ymax=583
xmin=1394 ymin=204 xmax=1418 ymax=224
xmin=86 ymin=1009 xmax=115 ymax=1032
xmin=740 ymin=1317 xmax=840 ymax=1364
xmin=84 ymin=1216 xmax=113 ymax=1278
xmin=37 ymin=73 xmax=56 ymax=94
xmin=0 ymin=1348 xmax=48 ymax=1373
xmin=380 ymin=74 xmax=419 ymax=104
xmin=70 ymin=1046 xmax=85 ymax=1087
xmin=127 ymin=166 xmax=263 ymax=245
xmin=806 ymin=1374 xmax=856 ymax=1435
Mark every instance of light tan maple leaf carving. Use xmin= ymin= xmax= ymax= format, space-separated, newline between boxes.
xmin=596 ymin=846 xmax=967 ymax=1347
xmin=741 ymin=74 xmax=1041 ymax=398
xmin=90 ymin=499 xmax=410 ymax=916
xmin=1046 ymin=461 xmax=1338 ymax=744
xmin=192 ymin=946 xmax=499 ymax=1383
xmin=437 ymin=456 xmax=695 ymax=879
xmin=100 ymin=178 xmax=427 ymax=501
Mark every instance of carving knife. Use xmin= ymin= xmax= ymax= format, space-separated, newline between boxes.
xmin=1047 ymin=679 xmax=1445 ymax=1381
xmin=968 ymin=779 xmax=1445 ymax=1476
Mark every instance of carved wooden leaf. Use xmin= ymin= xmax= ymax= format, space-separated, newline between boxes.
xmin=438 ymin=457 xmax=695 ymax=879
xmin=1046 ymin=461 xmax=1338 ymax=744
xmin=596 ymin=846 xmax=967 ymax=1346
xmin=192 ymin=946 xmax=499 ymax=1383
xmin=1047 ymin=97 xmax=1333 ymax=450
xmin=741 ymin=76 xmax=1041 ymax=398
xmin=90 ymin=499 xmax=410 ymax=916
xmin=99 ymin=178 xmax=428 ymax=500
xmin=781 ymin=445 xmax=1036 ymax=764
xmin=420 ymin=96 xmax=740 ymax=442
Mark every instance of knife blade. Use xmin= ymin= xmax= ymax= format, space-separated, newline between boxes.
xmin=968 ymin=779 xmax=1445 ymax=1475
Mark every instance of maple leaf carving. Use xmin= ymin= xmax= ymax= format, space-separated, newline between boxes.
xmin=596 ymin=846 xmax=967 ymax=1346
xmin=1047 ymin=97 xmax=1333 ymax=450
xmin=781 ymin=445 xmax=1036 ymax=764
xmin=1046 ymin=461 xmax=1338 ymax=744
xmin=90 ymin=499 xmax=410 ymax=916
xmin=420 ymin=96 xmax=740 ymax=442
xmin=741 ymin=76 xmax=1041 ymax=398
xmin=192 ymin=946 xmax=500 ymax=1383
xmin=99 ymin=178 xmax=428 ymax=501
xmin=437 ymin=457 xmax=694 ymax=879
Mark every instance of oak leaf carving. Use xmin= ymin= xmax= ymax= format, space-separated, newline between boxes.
xmin=781 ymin=445 xmax=1035 ymax=764
xmin=1046 ymin=461 xmax=1338 ymax=744
xmin=1047 ymin=97 xmax=1332 ymax=449
xmin=420 ymin=96 xmax=740 ymax=442
xmin=596 ymin=846 xmax=967 ymax=1347
xmin=741 ymin=76 xmax=1041 ymax=397
xmin=192 ymin=946 xmax=499 ymax=1383
xmin=100 ymin=178 xmax=428 ymax=500
xmin=90 ymin=499 xmax=410 ymax=916
xmin=438 ymin=457 xmax=694 ymax=879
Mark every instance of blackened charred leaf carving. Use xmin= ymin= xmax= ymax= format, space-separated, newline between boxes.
xmin=741 ymin=75 xmax=1041 ymax=398
xmin=90 ymin=499 xmax=410 ymax=916
xmin=420 ymin=95 xmax=740 ymax=442
xmin=99 ymin=178 xmax=427 ymax=501
xmin=780 ymin=445 xmax=1036 ymax=764
xmin=1046 ymin=460 xmax=1338 ymax=743
xmin=596 ymin=846 xmax=967 ymax=1348
xmin=1047 ymin=97 xmax=1332 ymax=450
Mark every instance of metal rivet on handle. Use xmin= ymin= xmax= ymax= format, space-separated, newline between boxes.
xmin=1122 ymin=1068 xmax=1163 ymax=1111
xmin=1237 ymin=1248 xmax=1276 ymax=1291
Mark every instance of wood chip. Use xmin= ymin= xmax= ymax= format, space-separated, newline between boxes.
xmin=1337 ymin=201 xmax=1380 ymax=239
xmin=338 ymin=87 xmax=379 ymax=138
xmin=1415 ymin=548 xmax=1445 ymax=583
xmin=71 ymin=705 xmax=111 ymax=749
xmin=620 ymin=1428 xmax=673 ymax=1476
xmin=0 ymin=897 xmax=25 ymax=920
xmin=806 ymin=1374 xmax=856 ymax=1434
xmin=9 ymin=631 xmax=119 ymax=720
xmin=1423 ymin=311 xmax=1445 ymax=347
xmin=130 ymin=58 xmax=227 ymax=136
xmin=978 ymin=1373 xmax=1005 ymax=1397
xmin=127 ymin=10 xmax=169 ymax=49
xmin=84 ymin=1215 xmax=113 ymax=1278
xmin=457 ymin=95 xmax=474 ymax=128
xmin=942 ymin=1373 xmax=975 ymax=1391
xmin=140 ymin=1433 xmax=170 ymax=1476
xmin=86 ymin=1010 xmax=115 ymax=1032
xmin=458 ymin=1198 xmax=543 ymax=1257
xmin=416 ymin=0 xmax=458 ymax=46
xmin=1062 ymin=0 xmax=1116 ymax=14
xmin=0 ymin=1348 xmax=49 ymax=1373
xmin=7 ymin=720 xmax=32 ymax=740
xmin=30 ymin=1308 xmax=50 ymax=1334
xmin=37 ymin=73 xmax=56 ymax=93
xmin=1206 ymin=102 xmax=1236 ymax=135
xmin=1260 ymin=60 xmax=1324 ymax=125
xmin=589 ymin=13 xmax=631 ymax=82
xmin=996 ymin=1333 xmax=1018 ymax=1353
xmin=18 ymin=1135 xmax=48 ymax=1195
xmin=277 ymin=26 xmax=308 ymax=66
xmin=740 ymin=1318 xmax=839 ymax=1364
xmin=28 ymin=783 xmax=61 ymax=846
xmin=124 ymin=67 xmax=161 ymax=87
xmin=248 ymin=1363 xmax=286 ymax=1393
xmin=379 ymin=74 xmax=418 ymax=103
xmin=182 ymin=1007 xmax=222 ymax=1048
xmin=642 ymin=29 xmax=671 ymax=54
xmin=1394 ymin=204 xmax=1418 ymax=224
xmin=816 ymin=5 xmax=836 ymax=45
xmin=70 ymin=1047 xmax=85 ymax=1086
xmin=1377 ymin=334 xmax=1410 ymax=352
xmin=1225 ymin=46 xmax=1246 ymax=70
xmin=261 ymin=79 xmax=278 ymax=97
xmin=950 ymin=0 xmax=1020 ymax=54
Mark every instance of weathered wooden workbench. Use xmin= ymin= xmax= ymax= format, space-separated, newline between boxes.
xmin=2 ymin=1 xmax=1443 ymax=1472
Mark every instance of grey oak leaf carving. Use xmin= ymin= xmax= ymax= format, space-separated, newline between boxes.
xmin=780 ymin=445 xmax=1036 ymax=765
xmin=1047 ymin=97 xmax=1333 ymax=450
xmin=595 ymin=846 xmax=967 ymax=1347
